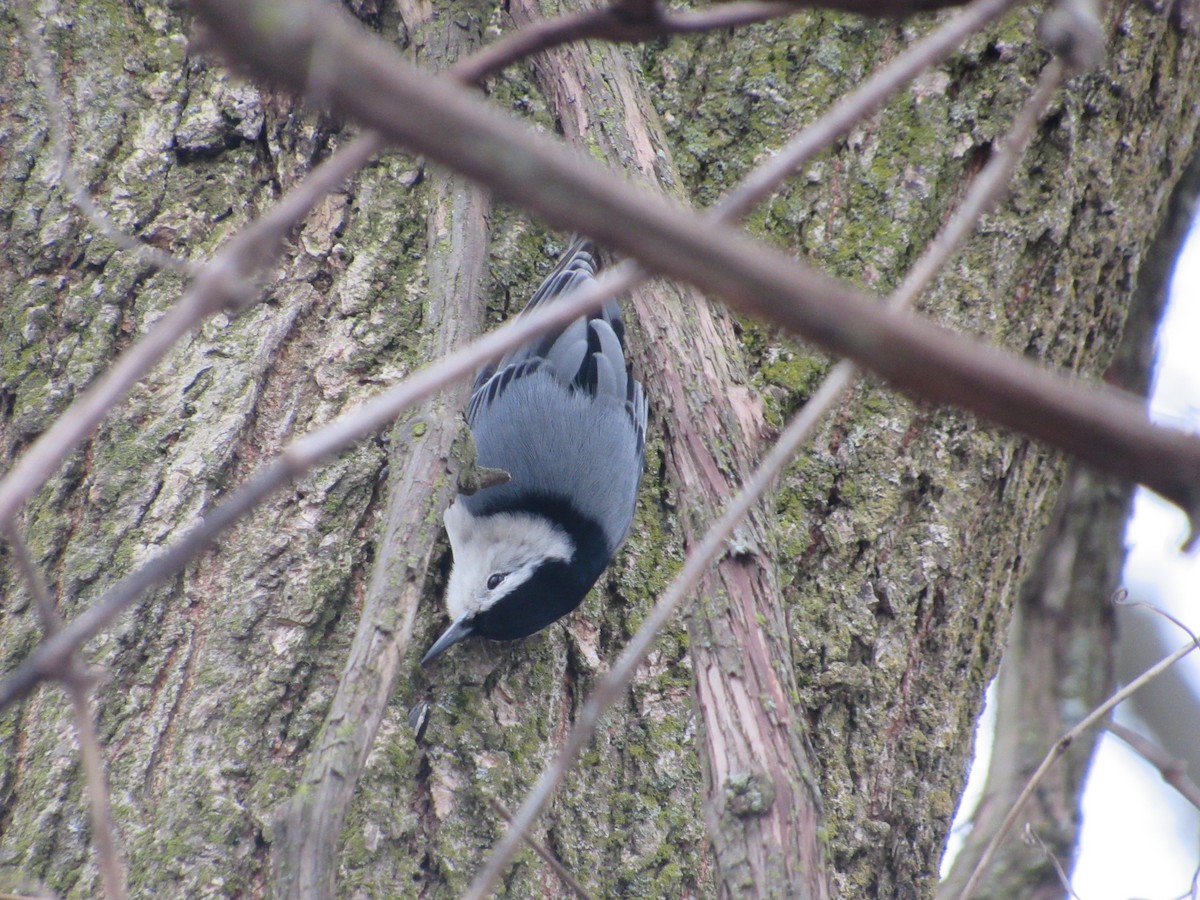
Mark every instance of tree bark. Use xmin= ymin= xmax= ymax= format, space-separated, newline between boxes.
xmin=1 ymin=1 xmax=1198 ymax=899
xmin=940 ymin=136 xmax=1200 ymax=900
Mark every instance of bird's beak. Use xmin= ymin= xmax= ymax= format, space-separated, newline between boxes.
xmin=421 ymin=617 xmax=475 ymax=666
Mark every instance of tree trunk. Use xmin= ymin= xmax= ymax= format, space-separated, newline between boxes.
xmin=1 ymin=0 xmax=1198 ymax=898
xmin=939 ymin=126 xmax=1200 ymax=900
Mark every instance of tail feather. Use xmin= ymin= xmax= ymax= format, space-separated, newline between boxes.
xmin=470 ymin=236 xmax=644 ymax=450
xmin=474 ymin=237 xmax=610 ymax=392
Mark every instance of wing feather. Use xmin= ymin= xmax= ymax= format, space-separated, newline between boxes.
xmin=589 ymin=319 xmax=627 ymax=401
xmin=544 ymin=319 xmax=589 ymax=382
xmin=468 ymin=237 xmax=646 ymax=465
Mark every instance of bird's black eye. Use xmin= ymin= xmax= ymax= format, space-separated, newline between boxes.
xmin=486 ymin=572 xmax=507 ymax=590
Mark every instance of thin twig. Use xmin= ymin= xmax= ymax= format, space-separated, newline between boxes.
xmin=956 ymin=637 xmax=1200 ymax=899
xmin=64 ymin=684 xmax=125 ymax=900
xmin=3 ymin=527 xmax=127 ymax=900
xmin=1021 ymin=824 xmax=1083 ymax=900
xmin=1114 ymin=586 xmax=1200 ymax=647
xmin=1108 ymin=721 xmax=1200 ymax=811
xmin=452 ymin=2 xmax=799 ymax=83
xmin=7 ymin=528 xmax=63 ymax=636
xmin=488 ymin=799 xmax=594 ymax=900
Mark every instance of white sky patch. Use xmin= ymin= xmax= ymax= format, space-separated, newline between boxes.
xmin=1074 ymin=714 xmax=1200 ymax=899
xmin=940 ymin=680 xmax=996 ymax=878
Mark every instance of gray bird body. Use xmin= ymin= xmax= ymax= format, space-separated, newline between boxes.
xmin=422 ymin=239 xmax=647 ymax=664
xmin=463 ymin=349 xmax=644 ymax=556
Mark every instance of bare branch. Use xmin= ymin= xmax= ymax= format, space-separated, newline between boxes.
xmin=488 ymin=799 xmax=594 ymax=900
xmin=1114 ymin=586 xmax=1200 ymax=647
xmin=1108 ymin=722 xmax=1200 ymax=812
xmin=62 ymin=682 xmax=126 ymax=900
xmin=190 ymin=0 xmax=1200 ymax=521
xmin=956 ymin=636 xmax=1200 ymax=899
xmin=6 ymin=526 xmax=64 ymax=638
xmin=3 ymin=527 xmax=127 ymax=900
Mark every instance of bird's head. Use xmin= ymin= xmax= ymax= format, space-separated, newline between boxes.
xmin=421 ymin=499 xmax=590 ymax=664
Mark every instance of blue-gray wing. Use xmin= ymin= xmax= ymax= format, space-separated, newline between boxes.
xmin=471 ymin=237 xmax=607 ymax=395
xmin=468 ymin=238 xmax=644 ymax=456
xmin=465 ymin=238 xmax=647 ymax=549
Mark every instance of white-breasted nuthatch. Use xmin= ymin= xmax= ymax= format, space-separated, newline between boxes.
xmin=421 ymin=238 xmax=647 ymax=665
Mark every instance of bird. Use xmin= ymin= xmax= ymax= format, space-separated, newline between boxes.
xmin=421 ymin=237 xmax=647 ymax=665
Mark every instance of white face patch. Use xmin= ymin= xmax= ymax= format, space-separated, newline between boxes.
xmin=443 ymin=501 xmax=574 ymax=623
